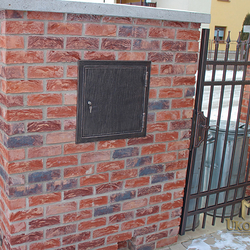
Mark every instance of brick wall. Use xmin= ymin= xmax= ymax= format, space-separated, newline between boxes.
xmin=0 ymin=9 xmax=200 ymax=250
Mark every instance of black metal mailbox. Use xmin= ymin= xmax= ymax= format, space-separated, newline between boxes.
xmin=76 ymin=60 xmax=151 ymax=143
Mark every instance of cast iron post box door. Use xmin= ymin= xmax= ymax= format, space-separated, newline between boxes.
xmin=76 ymin=60 xmax=151 ymax=143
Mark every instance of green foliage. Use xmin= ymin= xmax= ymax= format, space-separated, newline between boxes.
xmin=241 ymin=13 xmax=250 ymax=41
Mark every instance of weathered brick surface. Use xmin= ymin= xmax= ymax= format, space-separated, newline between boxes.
xmin=0 ymin=9 xmax=199 ymax=250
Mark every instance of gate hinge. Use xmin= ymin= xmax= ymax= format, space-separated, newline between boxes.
xmin=142 ymin=113 xmax=146 ymax=129
xmin=145 ymin=72 xmax=148 ymax=86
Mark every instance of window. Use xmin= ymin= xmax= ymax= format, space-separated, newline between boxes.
xmin=214 ymin=26 xmax=226 ymax=41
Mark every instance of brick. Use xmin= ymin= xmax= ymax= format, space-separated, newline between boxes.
xmin=173 ymin=76 xmax=195 ymax=86
xmin=47 ymin=51 xmax=81 ymax=62
xmin=178 ymin=150 xmax=189 ymax=159
xmin=139 ymin=164 xmax=164 ymax=177
xmin=136 ymin=206 xmax=159 ymax=217
xmin=64 ymin=165 xmax=94 ymax=178
xmin=81 ymin=151 xmax=110 ymax=164
xmin=156 ymin=236 xmax=178 ymax=248
xmin=10 ymin=207 xmax=43 ymax=222
xmin=155 ymin=132 xmax=179 ymax=142
xmin=47 ymin=106 xmax=76 ymax=118
xmin=111 ymin=169 xmax=137 ymax=181
xmin=150 ymin=77 xmax=171 ymax=87
xmin=159 ymin=88 xmax=183 ymax=98
xmin=98 ymin=139 xmax=126 ymax=150
xmin=29 ymin=216 xmax=60 ymax=229
xmin=118 ymin=26 xmax=147 ymax=38
xmin=64 ymin=187 xmax=93 ymax=200
xmin=80 ymin=173 xmax=109 ymax=186
xmin=0 ymin=36 xmax=24 ymax=49
xmin=107 ymin=232 xmax=132 ymax=244
xmin=84 ymin=51 xmax=115 ymax=60
xmin=66 ymin=37 xmax=99 ymax=49
xmin=29 ymin=239 xmax=61 ymax=250
xmin=93 ymin=225 xmax=119 ymax=238
xmin=148 ymin=52 xmax=173 ymax=62
xmin=123 ymin=198 xmax=147 ymax=210
xmin=133 ymin=40 xmax=160 ymax=50
xmin=64 ymin=142 xmax=94 ymax=154
xmin=67 ymin=13 xmax=101 ymax=22
xmin=134 ymin=225 xmax=157 ymax=237
xmin=28 ymin=120 xmax=61 ymax=133
xmin=4 ymin=51 xmax=44 ymax=64
xmin=118 ymin=52 xmax=146 ymax=61
xmin=78 ymin=218 xmax=106 ymax=231
xmin=47 ymin=179 xmax=77 ymax=192
xmin=165 ymin=160 xmax=188 ymax=171
xmin=190 ymin=22 xmax=201 ymax=29
xmin=103 ymin=16 xmax=132 ymax=24
xmin=138 ymin=185 xmax=161 ymax=197
xmin=4 ymin=134 xmax=43 ymax=148
xmin=46 ymin=202 xmax=77 ymax=216
xmin=151 ymin=173 xmax=174 ymax=184
xmin=170 ymin=120 xmax=192 ymax=130
xmin=148 ymin=100 xmax=170 ymax=110
xmin=48 ymin=22 xmax=82 ymax=35
xmin=134 ymin=19 xmax=161 ymax=26
xmin=28 ymin=36 xmax=64 ymax=49
xmin=176 ymin=169 xmax=187 ymax=179
xmin=149 ymin=193 xmax=172 ymax=204
xmin=167 ymin=140 xmax=190 ymax=151
xmin=85 ymin=23 xmax=116 ymax=36
xmin=159 ymin=218 xmax=181 ymax=230
xmin=46 ymin=224 xmax=77 ymax=239
xmin=141 ymin=144 xmax=166 ymax=155
xmin=147 ymin=123 xmax=168 ymax=133
xmin=186 ymin=64 xmax=198 ymax=75
xmin=27 ymin=93 xmax=62 ymax=106
xmin=125 ymin=177 xmax=150 ymax=188
xmin=188 ymin=41 xmax=199 ymax=52
xmin=3 ymin=108 xmax=43 ymax=121
xmin=171 ymin=207 xmax=182 ymax=218
xmin=175 ymin=53 xmax=198 ymax=63
xmin=8 ymin=184 xmax=43 ymax=198
xmin=113 ymin=147 xmax=139 ymax=159
xmin=136 ymin=243 xmax=155 ymax=250
xmin=162 ymin=41 xmax=186 ymax=51
xmin=28 ymin=66 xmax=63 ymax=78
xmin=64 ymin=119 xmax=76 ymax=130
xmin=1 ymin=190 xmax=25 ymax=210
xmin=149 ymin=27 xmax=175 ymax=38
xmin=109 ymin=211 xmax=134 ymax=224
xmin=46 ymin=131 xmax=75 ymax=144
xmin=176 ymin=30 xmax=200 ymax=40
xmin=126 ymin=156 xmax=152 ymax=168
xmin=146 ymin=231 xmax=168 ymax=243
xmin=47 ymin=79 xmax=77 ymax=91
xmin=0 ymin=120 xmax=24 ymax=136
xmin=10 ymin=231 xmax=43 ymax=245
xmin=156 ymin=111 xmax=181 ymax=121
xmin=163 ymin=21 xmax=189 ymax=28
xmin=154 ymin=152 xmax=177 ymax=164
xmin=29 ymin=192 xmax=61 ymax=207
xmin=3 ymin=21 xmax=44 ymax=34
xmin=63 ymin=210 xmax=92 ymax=223
xmin=2 ymin=80 xmax=43 ymax=93
xmin=110 ymin=191 xmax=136 ymax=203
xmin=147 ymin=212 xmax=169 ymax=224
xmin=7 ymin=159 xmax=43 ymax=174
xmin=161 ymin=199 xmax=183 ymax=211
xmin=96 ymin=181 xmax=123 ymax=194
xmin=94 ymin=204 xmax=121 ymax=217
xmin=3 ymin=10 xmax=24 ymax=19
xmin=64 ymin=94 xmax=77 ymax=105
xmin=80 ymin=196 xmax=108 ymax=209
xmin=102 ymin=38 xmax=131 ymax=50
xmin=121 ymin=218 xmax=145 ymax=231
xmin=47 ymin=155 xmax=78 ymax=168
xmin=28 ymin=169 xmax=60 ymax=183
xmin=1 ymin=65 xmax=24 ymax=79
xmin=149 ymin=89 xmax=157 ymax=99
xmin=97 ymin=160 xmax=124 ymax=173
xmin=63 ymin=232 xmax=90 ymax=245
xmin=160 ymin=65 xmax=185 ymax=75
xmin=27 ymin=11 xmax=64 ymax=20
xmin=78 ymin=238 xmax=105 ymax=250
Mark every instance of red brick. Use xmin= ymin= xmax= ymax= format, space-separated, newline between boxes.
xmin=160 ymin=65 xmax=185 ymax=75
xmin=133 ymin=40 xmax=160 ymax=50
xmin=149 ymin=27 xmax=175 ymax=39
xmin=29 ymin=193 xmax=61 ymax=206
xmin=170 ymin=120 xmax=192 ymax=130
xmin=173 ymin=76 xmax=195 ymax=86
xmin=28 ymin=120 xmax=61 ymax=133
xmin=47 ymin=155 xmax=78 ymax=168
xmin=190 ymin=22 xmax=201 ymax=29
xmin=79 ymin=238 xmax=105 ymax=250
xmin=10 ymin=222 xmax=26 ymax=234
xmin=97 ymin=161 xmax=125 ymax=173
xmin=84 ymin=51 xmax=115 ymax=60
xmin=111 ymin=169 xmax=137 ymax=181
xmin=118 ymin=52 xmax=146 ymax=61
xmin=147 ymin=123 xmax=168 ymax=133
xmin=97 ymin=245 xmax=118 ymax=250
xmin=163 ymin=21 xmax=189 ymax=28
xmin=48 ymin=22 xmax=82 ymax=35
xmin=3 ymin=108 xmax=43 ymax=121
xmin=128 ymin=135 xmax=154 ymax=146
xmin=162 ymin=41 xmax=186 ymax=51
xmin=165 ymin=160 xmax=188 ymax=171
xmin=159 ymin=88 xmax=183 ymax=98
xmin=125 ymin=177 xmax=150 ymax=189
xmin=176 ymin=30 xmax=200 ymax=40
xmin=85 ymin=24 xmax=116 ymax=36
xmin=10 ymin=231 xmax=43 ymax=245
xmin=27 ymin=93 xmax=62 ymax=106
xmin=7 ymin=159 xmax=43 ymax=174
xmin=102 ymin=38 xmax=131 ymax=50
xmin=46 ymin=131 xmax=75 ymax=144
xmin=79 ymin=196 xmax=108 ymax=209
xmin=136 ymin=206 xmax=159 ymax=217
xmin=46 ymin=202 xmax=77 ymax=216
xmin=29 ymin=216 xmax=60 ymax=230
xmin=3 ymin=21 xmax=44 ymax=34
xmin=28 ymin=36 xmax=64 ymax=49
xmin=98 ymin=139 xmax=126 ymax=150
xmin=156 ymin=111 xmax=181 ymax=121
xmin=0 ymin=36 xmax=24 ymax=49
xmin=174 ymin=190 xmax=184 ymax=200
xmin=78 ymin=218 xmax=106 ymax=231
xmin=134 ymin=19 xmax=162 ymax=26
xmin=67 ymin=65 xmax=77 ymax=77
xmin=47 ymin=106 xmax=76 ymax=118
xmin=178 ymin=150 xmax=189 ymax=159
xmin=46 ymin=224 xmax=76 ymax=239
xmin=141 ymin=144 xmax=166 ymax=155
xmin=159 ymin=218 xmax=181 ymax=230
xmin=64 ymin=164 xmax=94 ymax=178
xmin=7 ymin=148 xmax=25 ymax=162
xmin=80 ymin=173 xmax=109 ymax=186
xmin=66 ymin=37 xmax=99 ymax=50
xmin=2 ymin=80 xmax=43 ymax=93
xmin=96 ymin=182 xmax=123 ymax=194
xmin=1 ymin=65 xmax=24 ymax=79
xmin=164 ymin=180 xmax=186 ymax=192
xmin=27 ymin=11 xmax=64 ymax=20
xmin=109 ymin=211 xmax=134 ymax=224
xmin=47 ymin=51 xmax=81 ymax=62
xmin=151 ymin=64 xmax=159 ymax=75
xmin=148 ymin=52 xmax=173 ymax=62
xmin=29 ymin=239 xmax=61 ymax=250
xmin=64 ymin=143 xmax=95 ymax=154
xmin=67 ymin=13 xmax=101 ymax=22
xmin=155 ymin=132 xmax=178 ymax=142
xmin=176 ymin=169 xmax=186 ymax=179
xmin=161 ymin=199 xmax=183 ymax=212
xmin=4 ymin=51 xmax=43 ymax=64
xmin=63 ymin=210 xmax=92 ymax=223
xmin=121 ymin=218 xmax=145 ymax=231
xmin=123 ymin=198 xmax=148 ymax=211
xmin=64 ymin=119 xmax=76 ymax=130
xmin=186 ymin=64 xmax=198 ymax=75
xmin=62 ymin=232 xmax=91 ymax=245
xmin=150 ymin=77 xmax=171 ymax=87
xmin=28 ymin=66 xmax=63 ymax=78
xmin=149 ymin=89 xmax=157 ymax=99
xmin=156 ymin=236 xmax=178 ymax=248
xmin=147 ymin=212 xmax=169 ymax=224
xmin=153 ymin=152 xmax=177 ymax=164
xmin=103 ymin=16 xmax=132 ymax=24
xmin=175 ymin=53 xmax=198 ymax=63
xmin=10 ymin=207 xmax=43 ymax=222
xmin=81 ymin=151 xmax=110 ymax=164
xmin=167 ymin=140 xmax=190 ymax=151
xmin=47 ymin=79 xmax=77 ymax=91
xmin=64 ymin=187 xmax=93 ymax=200
xmin=93 ymin=225 xmax=119 ymax=238
xmin=149 ymin=193 xmax=172 ymax=205
xmin=64 ymin=94 xmax=77 ymax=105
xmin=188 ymin=41 xmax=199 ymax=52
xmin=28 ymin=145 xmax=61 ymax=158
xmin=1 ymin=190 xmax=26 ymax=210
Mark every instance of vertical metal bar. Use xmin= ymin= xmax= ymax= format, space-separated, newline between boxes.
xmin=180 ymin=29 xmax=210 ymax=235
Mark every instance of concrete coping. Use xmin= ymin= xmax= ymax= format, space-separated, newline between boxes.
xmin=0 ymin=0 xmax=210 ymax=24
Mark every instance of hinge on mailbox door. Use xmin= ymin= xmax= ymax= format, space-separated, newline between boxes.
xmin=145 ymin=72 xmax=148 ymax=86
xmin=142 ymin=113 xmax=146 ymax=129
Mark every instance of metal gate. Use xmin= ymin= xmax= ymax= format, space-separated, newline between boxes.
xmin=180 ymin=29 xmax=250 ymax=234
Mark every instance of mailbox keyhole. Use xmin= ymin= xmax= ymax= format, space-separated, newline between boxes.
xmin=87 ymin=101 xmax=92 ymax=113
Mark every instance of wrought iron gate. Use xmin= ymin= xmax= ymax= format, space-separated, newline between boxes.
xmin=180 ymin=29 xmax=250 ymax=234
